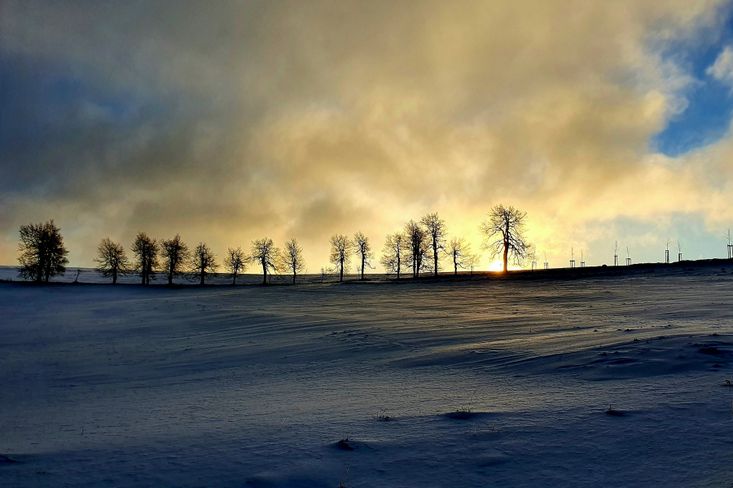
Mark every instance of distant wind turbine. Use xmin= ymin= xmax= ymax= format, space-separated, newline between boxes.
xmin=677 ymin=241 xmax=682 ymax=263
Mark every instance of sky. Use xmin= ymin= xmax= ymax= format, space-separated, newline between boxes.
xmin=2 ymin=0 xmax=733 ymax=273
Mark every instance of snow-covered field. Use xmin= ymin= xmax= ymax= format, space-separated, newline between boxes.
xmin=2 ymin=270 xmax=733 ymax=487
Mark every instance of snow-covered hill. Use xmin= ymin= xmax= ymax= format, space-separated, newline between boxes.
xmin=2 ymin=272 xmax=733 ymax=487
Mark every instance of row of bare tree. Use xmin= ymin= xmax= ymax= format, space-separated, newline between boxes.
xmin=327 ymin=205 xmax=530 ymax=282
xmin=17 ymin=205 xmax=530 ymax=285
xmin=96 ymin=234 xmax=304 ymax=285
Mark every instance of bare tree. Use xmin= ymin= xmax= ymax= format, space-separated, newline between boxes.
xmin=251 ymin=238 xmax=279 ymax=285
xmin=405 ymin=220 xmax=429 ymax=278
xmin=132 ymin=232 xmax=158 ymax=285
xmin=481 ymin=204 xmax=530 ymax=273
xmin=18 ymin=220 xmax=69 ymax=283
xmin=191 ymin=242 xmax=217 ymax=285
xmin=381 ymin=232 xmax=405 ymax=279
xmin=466 ymin=253 xmax=479 ymax=275
xmin=421 ymin=213 xmax=446 ymax=276
xmin=161 ymin=234 xmax=189 ymax=285
xmin=353 ymin=232 xmax=372 ymax=280
xmin=329 ymin=234 xmax=352 ymax=282
xmin=96 ymin=238 xmax=129 ymax=284
xmin=448 ymin=237 xmax=471 ymax=276
xmin=282 ymin=238 xmax=305 ymax=284
xmin=225 ymin=247 xmax=247 ymax=285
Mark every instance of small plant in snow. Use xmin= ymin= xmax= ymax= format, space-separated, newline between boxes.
xmin=375 ymin=409 xmax=393 ymax=422
xmin=605 ymin=404 xmax=625 ymax=417
xmin=337 ymin=438 xmax=354 ymax=451
xmin=446 ymin=407 xmax=474 ymax=420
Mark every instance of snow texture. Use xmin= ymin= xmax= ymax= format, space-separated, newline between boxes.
xmin=2 ymin=269 xmax=733 ymax=487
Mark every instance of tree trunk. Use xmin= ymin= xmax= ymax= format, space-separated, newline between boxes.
xmin=232 ymin=273 xmax=237 ymax=285
xmin=361 ymin=254 xmax=365 ymax=280
xmin=503 ymin=221 xmax=510 ymax=273
xmin=292 ymin=272 xmax=296 ymax=284
xmin=262 ymin=261 xmax=267 ymax=285
xmin=433 ymin=241 xmax=438 ymax=276
xmin=339 ymin=258 xmax=344 ymax=282
xmin=503 ymin=240 xmax=509 ymax=273
xmin=113 ymin=270 xmax=118 ymax=285
xmin=397 ymin=254 xmax=400 ymax=280
xmin=199 ymin=270 xmax=204 ymax=285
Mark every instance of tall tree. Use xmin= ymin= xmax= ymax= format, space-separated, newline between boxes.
xmin=405 ymin=220 xmax=429 ymax=278
xmin=448 ymin=238 xmax=471 ymax=276
xmin=481 ymin=204 xmax=530 ymax=273
xmin=329 ymin=234 xmax=352 ymax=282
xmin=421 ymin=213 xmax=446 ymax=276
xmin=131 ymin=232 xmax=158 ymax=285
xmin=191 ymin=242 xmax=217 ymax=285
xmin=251 ymin=238 xmax=278 ymax=285
xmin=18 ymin=220 xmax=69 ymax=283
xmin=225 ymin=247 xmax=246 ymax=285
xmin=353 ymin=232 xmax=372 ymax=280
xmin=96 ymin=238 xmax=129 ymax=284
xmin=380 ymin=232 xmax=405 ymax=279
xmin=282 ymin=238 xmax=305 ymax=284
xmin=161 ymin=234 xmax=189 ymax=285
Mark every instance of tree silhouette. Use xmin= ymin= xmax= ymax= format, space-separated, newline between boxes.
xmin=251 ymin=238 xmax=278 ymax=285
xmin=283 ymin=238 xmax=305 ymax=284
xmin=225 ymin=247 xmax=247 ymax=285
xmin=381 ymin=232 xmax=405 ymax=279
xmin=191 ymin=242 xmax=217 ymax=285
xmin=353 ymin=232 xmax=372 ymax=280
xmin=96 ymin=238 xmax=129 ymax=284
xmin=132 ymin=232 xmax=158 ymax=285
xmin=481 ymin=204 xmax=530 ymax=273
xmin=421 ymin=213 xmax=446 ymax=276
xmin=161 ymin=234 xmax=189 ymax=285
xmin=448 ymin=237 xmax=471 ymax=275
xmin=18 ymin=220 xmax=69 ymax=282
xmin=466 ymin=252 xmax=479 ymax=275
xmin=329 ymin=234 xmax=352 ymax=282
xmin=405 ymin=220 xmax=429 ymax=278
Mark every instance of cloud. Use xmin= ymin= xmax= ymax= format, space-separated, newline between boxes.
xmin=1 ymin=0 xmax=732 ymax=270
xmin=707 ymin=45 xmax=733 ymax=87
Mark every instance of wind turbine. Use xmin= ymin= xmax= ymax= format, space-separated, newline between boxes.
xmin=677 ymin=240 xmax=682 ymax=262
xmin=728 ymin=229 xmax=732 ymax=260
xmin=614 ymin=241 xmax=619 ymax=267
xmin=544 ymin=252 xmax=549 ymax=270
xmin=570 ymin=247 xmax=575 ymax=268
xmin=626 ymin=247 xmax=631 ymax=266
xmin=580 ymin=249 xmax=585 ymax=268
xmin=665 ymin=239 xmax=670 ymax=264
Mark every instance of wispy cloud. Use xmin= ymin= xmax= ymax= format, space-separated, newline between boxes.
xmin=707 ymin=45 xmax=733 ymax=89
